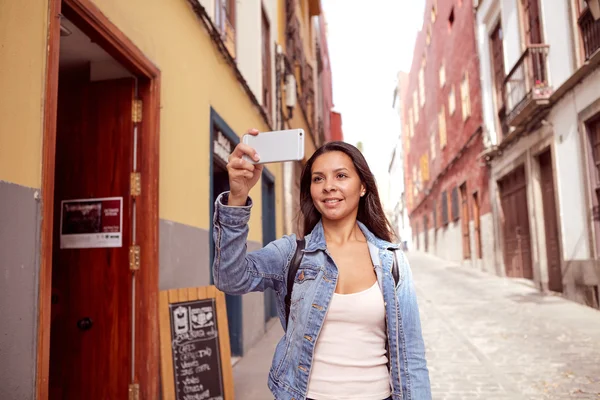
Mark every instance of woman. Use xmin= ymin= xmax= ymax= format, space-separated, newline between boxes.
xmin=213 ymin=129 xmax=431 ymax=400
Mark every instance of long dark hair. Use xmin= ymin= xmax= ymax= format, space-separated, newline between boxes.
xmin=299 ymin=141 xmax=395 ymax=243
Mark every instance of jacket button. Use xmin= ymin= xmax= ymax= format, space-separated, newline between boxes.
xmin=298 ymin=271 xmax=305 ymax=280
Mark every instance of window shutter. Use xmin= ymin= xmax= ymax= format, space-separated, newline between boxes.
xmin=451 ymin=187 xmax=460 ymax=221
xmin=441 ymin=191 xmax=449 ymax=225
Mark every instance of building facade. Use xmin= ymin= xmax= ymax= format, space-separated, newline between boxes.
xmin=0 ymin=0 xmax=333 ymax=397
xmin=403 ymin=0 xmax=494 ymax=271
xmin=389 ymin=71 xmax=412 ymax=248
xmin=476 ymin=0 xmax=600 ymax=309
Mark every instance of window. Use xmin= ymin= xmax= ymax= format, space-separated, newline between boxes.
xmin=439 ymin=105 xmax=447 ymax=148
xmin=216 ymin=0 xmax=236 ymax=57
xmin=461 ymin=72 xmax=471 ymax=120
xmin=413 ymin=92 xmax=419 ymax=123
xmin=261 ymin=8 xmax=272 ymax=118
xmin=448 ymin=85 xmax=456 ymax=115
xmin=431 ymin=1 xmax=437 ymax=22
xmin=448 ymin=7 xmax=455 ymax=31
xmin=426 ymin=25 xmax=432 ymax=45
xmin=430 ymin=134 xmax=436 ymax=160
xmin=439 ymin=62 xmax=446 ymax=87
xmin=577 ymin=0 xmax=600 ymax=61
xmin=490 ymin=21 xmax=507 ymax=137
xmin=419 ymin=68 xmax=425 ymax=107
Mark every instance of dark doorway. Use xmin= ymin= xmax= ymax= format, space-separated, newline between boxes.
xmin=539 ymin=150 xmax=562 ymax=292
xmin=262 ymin=170 xmax=278 ymax=323
xmin=210 ymin=115 xmax=243 ymax=357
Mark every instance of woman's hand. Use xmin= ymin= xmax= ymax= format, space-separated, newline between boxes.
xmin=227 ymin=128 xmax=263 ymax=206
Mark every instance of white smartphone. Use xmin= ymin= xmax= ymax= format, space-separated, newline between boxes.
xmin=242 ymin=129 xmax=305 ymax=164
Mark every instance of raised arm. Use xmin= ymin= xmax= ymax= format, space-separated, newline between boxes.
xmin=212 ymin=192 xmax=296 ymax=295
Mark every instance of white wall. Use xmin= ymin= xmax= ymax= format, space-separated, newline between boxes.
xmin=550 ymin=69 xmax=600 ymax=260
xmin=236 ymin=0 xmax=262 ymax=101
xmin=540 ymin=0 xmax=575 ymax=89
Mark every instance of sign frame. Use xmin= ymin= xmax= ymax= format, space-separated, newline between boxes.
xmin=59 ymin=196 xmax=123 ymax=249
xmin=159 ymin=286 xmax=234 ymax=400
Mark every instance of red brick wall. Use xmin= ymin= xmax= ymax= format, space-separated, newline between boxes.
xmin=402 ymin=0 xmax=490 ymax=232
xmin=330 ymin=111 xmax=343 ymax=142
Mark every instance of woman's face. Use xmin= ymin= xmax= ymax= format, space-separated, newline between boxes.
xmin=310 ymin=151 xmax=365 ymax=222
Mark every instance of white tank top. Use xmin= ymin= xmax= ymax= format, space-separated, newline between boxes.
xmin=306 ymin=281 xmax=391 ymax=400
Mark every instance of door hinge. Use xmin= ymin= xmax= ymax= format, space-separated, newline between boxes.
xmin=128 ymin=383 xmax=140 ymax=400
xmin=132 ymin=99 xmax=143 ymax=123
xmin=129 ymin=245 xmax=141 ymax=271
xmin=130 ymin=172 xmax=141 ymax=197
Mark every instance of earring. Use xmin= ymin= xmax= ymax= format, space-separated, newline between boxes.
xmin=361 ymin=191 xmax=366 ymax=197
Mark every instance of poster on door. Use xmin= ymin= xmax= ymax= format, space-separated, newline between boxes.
xmin=60 ymin=197 xmax=123 ymax=249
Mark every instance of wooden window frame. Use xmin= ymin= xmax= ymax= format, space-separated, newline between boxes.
xmin=261 ymin=6 xmax=272 ymax=120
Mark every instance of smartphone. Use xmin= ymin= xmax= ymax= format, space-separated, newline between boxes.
xmin=242 ymin=129 xmax=305 ymax=164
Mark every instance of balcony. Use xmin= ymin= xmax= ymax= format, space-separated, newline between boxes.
xmin=503 ymin=44 xmax=552 ymax=128
xmin=579 ymin=8 xmax=600 ymax=61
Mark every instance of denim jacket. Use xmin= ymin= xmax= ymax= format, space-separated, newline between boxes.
xmin=212 ymin=192 xmax=431 ymax=400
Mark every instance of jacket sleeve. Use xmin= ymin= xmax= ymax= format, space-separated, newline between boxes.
xmin=396 ymin=252 xmax=432 ymax=400
xmin=212 ymin=191 xmax=296 ymax=295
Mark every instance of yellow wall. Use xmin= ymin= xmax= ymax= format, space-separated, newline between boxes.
xmin=92 ymin=0 xmax=283 ymax=242
xmin=0 ymin=0 xmax=48 ymax=188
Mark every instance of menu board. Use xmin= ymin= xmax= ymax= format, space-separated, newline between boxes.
xmin=160 ymin=287 xmax=234 ymax=400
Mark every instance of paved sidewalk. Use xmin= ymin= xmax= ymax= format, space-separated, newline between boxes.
xmin=233 ymin=251 xmax=600 ymax=400
xmin=233 ymin=318 xmax=283 ymax=399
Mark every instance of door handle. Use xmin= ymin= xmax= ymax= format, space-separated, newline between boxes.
xmin=77 ymin=317 xmax=93 ymax=331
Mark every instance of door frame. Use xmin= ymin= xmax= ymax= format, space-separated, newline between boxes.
xmin=208 ymin=108 xmax=244 ymax=356
xmin=39 ymin=0 xmax=161 ymax=398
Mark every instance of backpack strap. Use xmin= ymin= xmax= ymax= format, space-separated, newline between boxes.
xmin=284 ymin=238 xmax=305 ymax=327
xmin=391 ymin=248 xmax=401 ymax=288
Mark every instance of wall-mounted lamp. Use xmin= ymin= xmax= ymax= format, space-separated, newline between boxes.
xmin=285 ymin=73 xmax=297 ymax=119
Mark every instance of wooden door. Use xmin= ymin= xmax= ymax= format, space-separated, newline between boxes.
xmin=539 ymin=150 xmax=563 ymax=292
xmin=472 ymin=192 xmax=483 ymax=259
xmin=50 ymin=78 xmax=135 ymax=399
xmin=460 ymin=184 xmax=471 ymax=259
xmin=423 ymin=215 xmax=429 ymax=252
xmin=499 ymin=167 xmax=534 ymax=279
xmin=586 ymin=117 xmax=600 ymax=257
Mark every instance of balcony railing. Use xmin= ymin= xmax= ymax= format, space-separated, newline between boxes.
xmin=503 ymin=44 xmax=552 ymax=127
xmin=579 ymin=8 xmax=600 ymax=61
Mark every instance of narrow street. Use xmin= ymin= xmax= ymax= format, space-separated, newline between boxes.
xmin=234 ymin=251 xmax=600 ymax=400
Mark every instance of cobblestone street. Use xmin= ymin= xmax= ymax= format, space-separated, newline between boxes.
xmin=233 ymin=251 xmax=600 ymax=399
xmin=412 ymin=251 xmax=600 ymax=400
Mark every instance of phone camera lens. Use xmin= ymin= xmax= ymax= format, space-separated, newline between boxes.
xmin=299 ymin=132 xmax=303 ymax=136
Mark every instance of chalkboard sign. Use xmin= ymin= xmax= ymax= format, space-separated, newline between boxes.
xmin=160 ymin=286 xmax=234 ymax=400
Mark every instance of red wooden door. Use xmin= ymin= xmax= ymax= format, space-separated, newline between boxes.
xmin=539 ymin=150 xmax=562 ymax=292
xmin=50 ymin=77 xmax=135 ymax=399
xmin=499 ymin=167 xmax=534 ymax=279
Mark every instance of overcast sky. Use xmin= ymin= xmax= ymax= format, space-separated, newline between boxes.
xmin=321 ymin=0 xmax=425 ymax=209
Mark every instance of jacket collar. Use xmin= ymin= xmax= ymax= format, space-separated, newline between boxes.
xmin=304 ymin=219 xmax=399 ymax=252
